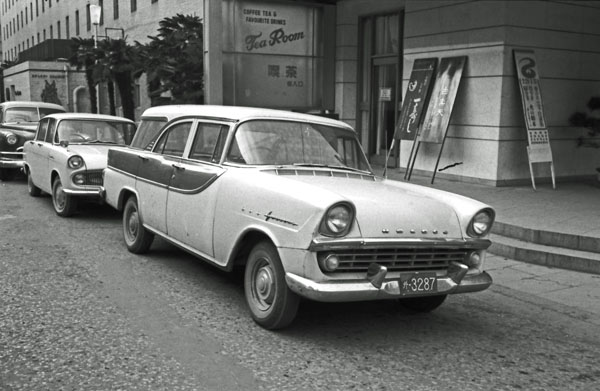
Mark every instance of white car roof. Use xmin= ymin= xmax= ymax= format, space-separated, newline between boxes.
xmin=0 ymin=101 xmax=65 ymax=110
xmin=140 ymin=105 xmax=355 ymax=131
xmin=43 ymin=113 xmax=135 ymax=123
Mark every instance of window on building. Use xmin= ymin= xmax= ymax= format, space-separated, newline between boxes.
xmin=113 ymin=0 xmax=118 ymax=19
xmin=48 ymin=0 xmax=51 ymax=7
xmin=43 ymin=28 xmax=46 ymax=40
xmin=86 ymin=4 xmax=90 ymax=31
xmin=57 ymin=21 xmax=61 ymax=39
xmin=152 ymin=0 xmax=158 ymax=3
xmin=131 ymin=0 xmax=136 ymax=12
xmin=99 ymin=0 xmax=104 ymax=25
xmin=35 ymin=0 xmax=38 ymax=17
xmin=50 ymin=24 xmax=53 ymax=39
xmin=75 ymin=10 xmax=80 ymax=35
xmin=41 ymin=0 xmax=44 ymax=12
xmin=30 ymin=2 xmax=33 ymax=21
xmin=37 ymin=32 xmax=39 ymax=43
xmin=65 ymin=16 xmax=69 ymax=38
xmin=25 ymin=6 xmax=28 ymax=24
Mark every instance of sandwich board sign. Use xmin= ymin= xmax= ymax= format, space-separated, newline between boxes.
xmin=513 ymin=49 xmax=556 ymax=190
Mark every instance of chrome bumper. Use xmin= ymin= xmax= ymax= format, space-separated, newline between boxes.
xmin=63 ymin=187 xmax=106 ymax=199
xmin=285 ymin=263 xmax=492 ymax=302
xmin=0 ymin=159 xmax=25 ymax=169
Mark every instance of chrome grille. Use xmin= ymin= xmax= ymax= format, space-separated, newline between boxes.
xmin=83 ymin=171 xmax=103 ymax=186
xmin=320 ymin=248 xmax=468 ymax=273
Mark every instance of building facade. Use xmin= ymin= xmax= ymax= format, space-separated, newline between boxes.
xmin=2 ymin=0 xmax=600 ymax=185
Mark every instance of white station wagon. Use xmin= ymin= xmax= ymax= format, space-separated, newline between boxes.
xmin=24 ymin=113 xmax=136 ymax=216
xmin=104 ymin=105 xmax=495 ymax=329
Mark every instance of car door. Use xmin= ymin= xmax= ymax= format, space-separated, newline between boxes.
xmin=166 ymin=121 xmax=228 ymax=258
xmin=26 ymin=118 xmax=50 ymax=187
xmin=136 ymin=120 xmax=194 ymax=235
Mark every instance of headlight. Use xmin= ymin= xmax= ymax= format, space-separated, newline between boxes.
xmin=468 ymin=208 xmax=495 ymax=237
xmin=5 ymin=132 xmax=17 ymax=145
xmin=319 ymin=202 xmax=354 ymax=237
xmin=68 ymin=155 xmax=84 ymax=169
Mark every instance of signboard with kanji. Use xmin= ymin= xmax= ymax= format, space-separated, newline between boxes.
xmin=513 ymin=49 xmax=555 ymax=189
xmin=419 ymin=56 xmax=466 ymax=144
xmin=395 ymin=58 xmax=437 ymax=140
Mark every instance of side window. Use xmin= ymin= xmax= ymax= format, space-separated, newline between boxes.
xmin=189 ymin=123 xmax=227 ymax=163
xmin=153 ymin=122 xmax=192 ymax=157
xmin=130 ymin=118 xmax=167 ymax=150
xmin=45 ymin=119 xmax=57 ymax=143
xmin=36 ymin=119 xmax=49 ymax=141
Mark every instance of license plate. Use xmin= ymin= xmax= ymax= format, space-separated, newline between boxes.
xmin=399 ymin=272 xmax=438 ymax=296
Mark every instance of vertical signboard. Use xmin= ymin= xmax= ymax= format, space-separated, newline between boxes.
xmin=395 ymin=58 xmax=437 ymax=140
xmin=513 ymin=49 xmax=555 ymax=189
xmin=419 ymin=56 xmax=466 ymax=144
xmin=223 ymin=0 xmax=325 ymax=109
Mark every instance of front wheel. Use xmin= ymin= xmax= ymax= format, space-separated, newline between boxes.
xmin=244 ymin=241 xmax=299 ymax=330
xmin=27 ymin=170 xmax=41 ymax=197
xmin=398 ymin=294 xmax=448 ymax=313
xmin=52 ymin=177 xmax=77 ymax=217
xmin=123 ymin=196 xmax=154 ymax=254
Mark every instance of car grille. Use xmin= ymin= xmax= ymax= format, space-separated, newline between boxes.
xmin=320 ymin=248 xmax=468 ymax=273
xmin=83 ymin=171 xmax=103 ymax=186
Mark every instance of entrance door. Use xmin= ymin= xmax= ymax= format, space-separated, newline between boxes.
xmin=370 ymin=58 xmax=397 ymax=166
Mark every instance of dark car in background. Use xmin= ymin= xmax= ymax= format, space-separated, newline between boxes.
xmin=0 ymin=101 xmax=66 ymax=181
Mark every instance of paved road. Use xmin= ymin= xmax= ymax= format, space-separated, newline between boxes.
xmin=1 ymin=177 xmax=599 ymax=391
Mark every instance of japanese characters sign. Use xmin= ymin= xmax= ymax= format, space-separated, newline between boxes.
xmin=514 ymin=50 xmax=547 ymax=131
xmin=419 ymin=56 xmax=466 ymax=144
xmin=395 ymin=58 xmax=437 ymax=140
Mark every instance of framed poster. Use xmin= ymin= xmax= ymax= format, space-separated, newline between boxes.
xmin=419 ymin=56 xmax=466 ymax=144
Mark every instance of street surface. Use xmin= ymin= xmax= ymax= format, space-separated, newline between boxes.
xmin=1 ymin=176 xmax=600 ymax=391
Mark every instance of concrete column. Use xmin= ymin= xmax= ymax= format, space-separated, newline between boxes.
xmin=204 ymin=0 xmax=223 ymax=105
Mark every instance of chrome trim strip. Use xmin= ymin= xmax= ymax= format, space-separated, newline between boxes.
xmin=285 ymin=271 xmax=492 ymax=302
xmin=309 ymin=237 xmax=492 ymax=251
xmin=143 ymin=224 xmax=228 ymax=270
xmin=0 ymin=159 xmax=24 ymax=168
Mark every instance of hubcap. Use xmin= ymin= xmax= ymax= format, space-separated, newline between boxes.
xmin=126 ymin=208 xmax=139 ymax=241
xmin=253 ymin=260 xmax=276 ymax=310
xmin=54 ymin=182 xmax=65 ymax=209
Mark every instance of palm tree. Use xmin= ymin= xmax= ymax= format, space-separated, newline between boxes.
xmin=69 ymin=37 xmax=98 ymax=113
xmin=138 ymin=14 xmax=204 ymax=105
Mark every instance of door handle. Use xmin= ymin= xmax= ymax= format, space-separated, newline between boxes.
xmin=49 ymin=155 xmax=54 ymax=160
xmin=138 ymin=155 xmax=149 ymax=161
xmin=172 ymin=163 xmax=185 ymax=171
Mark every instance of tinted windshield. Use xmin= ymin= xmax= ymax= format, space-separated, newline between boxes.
xmin=4 ymin=107 xmax=64 ymax=123
xmin=56 ymin=119 xmax=136 ymax=145
xmin=227 ymin=120 xmax=371 ymax=171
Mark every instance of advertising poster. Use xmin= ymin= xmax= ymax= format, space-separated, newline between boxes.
xmin=419 ymin=56 xmax=466 ymax=144
xmin=513 ymin=49 xmax=547 ymax=131
xmin=395 ymin=58 xmax=437 ymax=140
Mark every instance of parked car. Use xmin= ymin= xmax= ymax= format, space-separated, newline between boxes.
xmin=103 ymin=105 xmax=495 ymax=329
xmin=24 ymin=113 xmax=136 ymax=217
xmin=0 ymin=101 xmax=66 ymax=180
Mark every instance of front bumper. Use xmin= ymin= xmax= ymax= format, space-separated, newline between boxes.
xmin=0 ymin=157 xmax=25 ymax=169
xmin=285 ymin=265 xmax=492 ymax=302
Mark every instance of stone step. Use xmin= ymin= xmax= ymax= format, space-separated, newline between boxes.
xmin=488 ymin=233 xmax=600 ymax=275
xmin=492 ymin=221 xmax=600 ymax=254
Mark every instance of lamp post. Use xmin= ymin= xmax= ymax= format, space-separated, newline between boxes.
xmin=90 ymin=4 xmax=102 ymax=113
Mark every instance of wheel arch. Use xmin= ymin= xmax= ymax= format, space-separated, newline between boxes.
xmin=227 ymin=228 xmax=276 ymax=271
xmin=117 ymin=187 xmax=138 ymax=212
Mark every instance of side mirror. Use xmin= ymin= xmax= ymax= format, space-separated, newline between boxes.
xmin=59 ymin=140 xmax=69 ymax=147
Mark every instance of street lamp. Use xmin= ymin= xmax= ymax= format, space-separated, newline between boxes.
xmin=89 ymin=4 xmax=102 ymax=113
xmin=90 ymin=4 xmax=102 ymax=47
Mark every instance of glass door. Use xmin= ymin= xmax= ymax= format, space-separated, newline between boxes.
xmin=370 ymin=58 xmax=397 ymax=165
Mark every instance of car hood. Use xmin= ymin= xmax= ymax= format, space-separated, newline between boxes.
xmin=264 ymin=169 xmax=482 ymax=239
xmin=66 ymin=144 xmax=118 ymax=169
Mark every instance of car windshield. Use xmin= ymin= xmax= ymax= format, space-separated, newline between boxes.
xmin=4 ymin=107 xmax=64 ymax=123
xmin=227 ymin=120 xmax=371 ymax=172
xmin=56 ymin=119 xmax=136 ymax=145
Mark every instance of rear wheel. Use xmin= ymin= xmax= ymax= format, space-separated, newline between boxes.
xmin=27 ymin=169 xmax=41 ymax=197
xmin=123 ymin=196 xmax=154 ymax=254
xmin=244 ymin=241 xmax=299 ymax=329
xmin=398 ymin=294 xmax=448 ymax=313
xmin=52 ymin=177 xmax=77 ymax=217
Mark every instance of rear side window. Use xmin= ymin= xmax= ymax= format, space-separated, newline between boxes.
xmin=130 ymin=118 xmax=167 ymax=150
xmin=189 ymin=123 xmax=227 ymax=163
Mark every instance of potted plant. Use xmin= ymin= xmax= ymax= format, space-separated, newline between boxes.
xmin=568 ymin=97 xmax=600 ymax=182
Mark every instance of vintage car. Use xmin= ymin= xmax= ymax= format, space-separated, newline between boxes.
xmin=103 ymin=105 xmax=495 ymax=329
xmin=24 ymin=113 xmax=136 ymax=217
xmin=0 ymin=101 xmax=66 ymax=180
